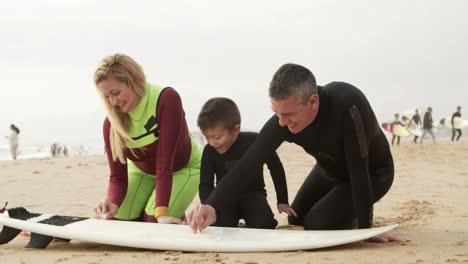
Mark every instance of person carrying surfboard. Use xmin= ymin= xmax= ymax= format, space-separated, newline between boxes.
xmin=420 ymin=106 xmax=436 ymax=144
xmin=451 ymin=106 xmax=462 ymax=141
xmin=391 ymin=114 xmax=406 ymax=146
xmin=93 ymin=54 xmax=201 ymax=224
xmin=197 ymin=97 xmax=296 ymax=229
xmin=409 ymin=109 xmax=422 ymax=144
xmin=186 ymin=63 xmax=404 ymax=243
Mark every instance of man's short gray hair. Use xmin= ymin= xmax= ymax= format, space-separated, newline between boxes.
xmin=269 ymin=63 xmax=317 ymax=104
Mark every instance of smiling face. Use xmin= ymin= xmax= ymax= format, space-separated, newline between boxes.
xmin=271 ymin=94 xmax=319 ymax=134
xmin=203 ymin=123 xmax=240 ymax=154
xmin=97 ymin=78 xmax=141 ymax=113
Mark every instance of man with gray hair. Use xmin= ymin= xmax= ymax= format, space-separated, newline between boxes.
xmin=187 ymin=63 xmax=401 ymax=242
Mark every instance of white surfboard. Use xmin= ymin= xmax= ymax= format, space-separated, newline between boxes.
xmin=440 ymin=116 xmax=468 ymax=129
xmin=0 ymin=207 xmax=397 ymax=252
xmin=401 ymin=108 xmax=422 ymax=120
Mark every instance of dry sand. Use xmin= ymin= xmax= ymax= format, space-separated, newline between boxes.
xmin=0 ymin=140 xmax=467 ymax=263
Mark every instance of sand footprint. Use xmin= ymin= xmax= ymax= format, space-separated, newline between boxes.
xmin=54 ymin=257 xmax=69 ymax=263
xmin=375 ymin=200 xmax=435 ymax=227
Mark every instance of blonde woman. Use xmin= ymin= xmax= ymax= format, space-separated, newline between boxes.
xmin=93 ymin=54 xmax=200 ymax=224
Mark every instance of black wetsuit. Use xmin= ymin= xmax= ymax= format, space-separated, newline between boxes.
xmin=410 ymin=114 xmax=422 ymax=144
xmin=452 ymin=112 xmax=462 ymax=141
xmin=199 ymin=132 xmax=288 ymax=229
xmin=205 ymin=82 xmax=394 ymax=230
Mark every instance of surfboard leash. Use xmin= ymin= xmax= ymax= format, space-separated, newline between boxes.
xmin=0 ymin=201 xmax=8 ymax=213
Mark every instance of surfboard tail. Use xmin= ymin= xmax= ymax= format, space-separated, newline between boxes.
xmin=0 ymin=207 xmax=36 ymax=245
xmin=0 ymin=207 xmax=86 ymax=249
xmin=0 ymin=225 xmax=22 ymax=245
xmin=26 ymin=233 xmax=55 ymax=249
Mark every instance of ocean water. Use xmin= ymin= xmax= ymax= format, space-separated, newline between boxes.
xmin=1 ymin=127 xmax=464 ymax=161
xmin=0 ymin=131 xmax=207 ymax=161
xmin=0 ymin=143 xmax=105 ymax=161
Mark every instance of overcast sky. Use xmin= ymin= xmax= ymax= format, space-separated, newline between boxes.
xmin=1 ymin=0 xmax=467 ymax=145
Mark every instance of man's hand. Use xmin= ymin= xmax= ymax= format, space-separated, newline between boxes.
xmin=94 ymin=198 xmax=119 ymax=220
xmin=367 ymin=233 xmax=409 ymax=243
xmin=185 ymin=204 xmax=217 ymax=233
xmin=277 ymin=204 xmax=298 ymax=218
xmin=156 ymin=216 xmax=183 ymax=224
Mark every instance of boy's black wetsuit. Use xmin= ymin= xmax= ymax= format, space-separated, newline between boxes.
xmin=204 ymin=82 xmax=394 ymax=230
xmin=199 ymin=132 xmax=288 ymax=229
xmin=451 ymin=112 xmax=462 ymax=141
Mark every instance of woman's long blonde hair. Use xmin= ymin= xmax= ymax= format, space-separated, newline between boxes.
xmin=94 ymin=54 xmax=147 ymax=163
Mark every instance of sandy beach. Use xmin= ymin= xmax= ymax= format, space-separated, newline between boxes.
xmin=0 ymin=140 xmax=467 ymax=263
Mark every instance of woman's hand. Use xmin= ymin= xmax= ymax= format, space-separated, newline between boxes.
xmin=94 ymin=198 xmax=119 ymax=220
xmin=277 ymin=204 xmax=298 ymax=218
xmin=156 ymin=216 xmax=183 ymax=224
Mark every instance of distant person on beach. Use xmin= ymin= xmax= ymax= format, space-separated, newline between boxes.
xmin=8 ymin=124 xmax=20 ymax=160
xmin=409 ymin=109 xmax=422 ymax=144
xmin=50 ymin=142 xmax=61 ymax=157
xmin=186 ymin=63 xmax=402 ymax=242
xmin=451 ymin=106 xmax=462 ymax=141
xmin=421 ymin=106 xmax=436 ymax=144
xmin=391 ymin=113 xmax=405 ymax=146
xmin=63 ymin=145 xmax=69 ymax=157
xmin=78 ymin=144 xmax=88 ymax=156
xmin=197 ymin=97 xmax=296 ymax=229
xmin=93 ymin=54 xmax=200 ymax=224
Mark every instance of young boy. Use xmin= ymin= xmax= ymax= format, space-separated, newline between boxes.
xmin=197 ymin=97 xmax=296 ymax=229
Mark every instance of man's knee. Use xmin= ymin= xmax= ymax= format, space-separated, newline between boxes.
xmin=214 ymin=218 xmax=239 ymax=228
xmin=288 ymin=215 xmax=303 ymax=225
xmin=303 ymin=217 xmax=331 ymax=230
xmin=247 ymin=215 xmax=278 ymax=229
xmin=303 ymin=217 xmax=352 ymax=230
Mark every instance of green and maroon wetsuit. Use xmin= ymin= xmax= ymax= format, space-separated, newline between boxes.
xmin=104 ymin=83 xmax=200 ymax=222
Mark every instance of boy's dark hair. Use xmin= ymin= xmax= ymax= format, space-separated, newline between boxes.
xmin=269 ymin=63 xmax=317 ymax=104
xmin=198 ymin=97 xmax=241 ymax=131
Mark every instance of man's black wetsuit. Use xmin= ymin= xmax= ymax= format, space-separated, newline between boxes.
xmin=451 ymin=112 xmax=462 ymax=141
xmin=204 ymin=82 xmax=394 ymax=230
xmin=199 ymin=132 xmax=288 ymax=229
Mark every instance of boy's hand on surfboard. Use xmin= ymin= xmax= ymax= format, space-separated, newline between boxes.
xmin=367 ymin=233 xmax=409 ymax=243
xmin=94 ymin=198 xmax=118 ymax=220
xmin=277 ymin=204 xmax=298 ymax=218
xmin=157 ymin=216 xmax=183 ymax=224
xmin=185 ymin=204 xmax=216 ymax=233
